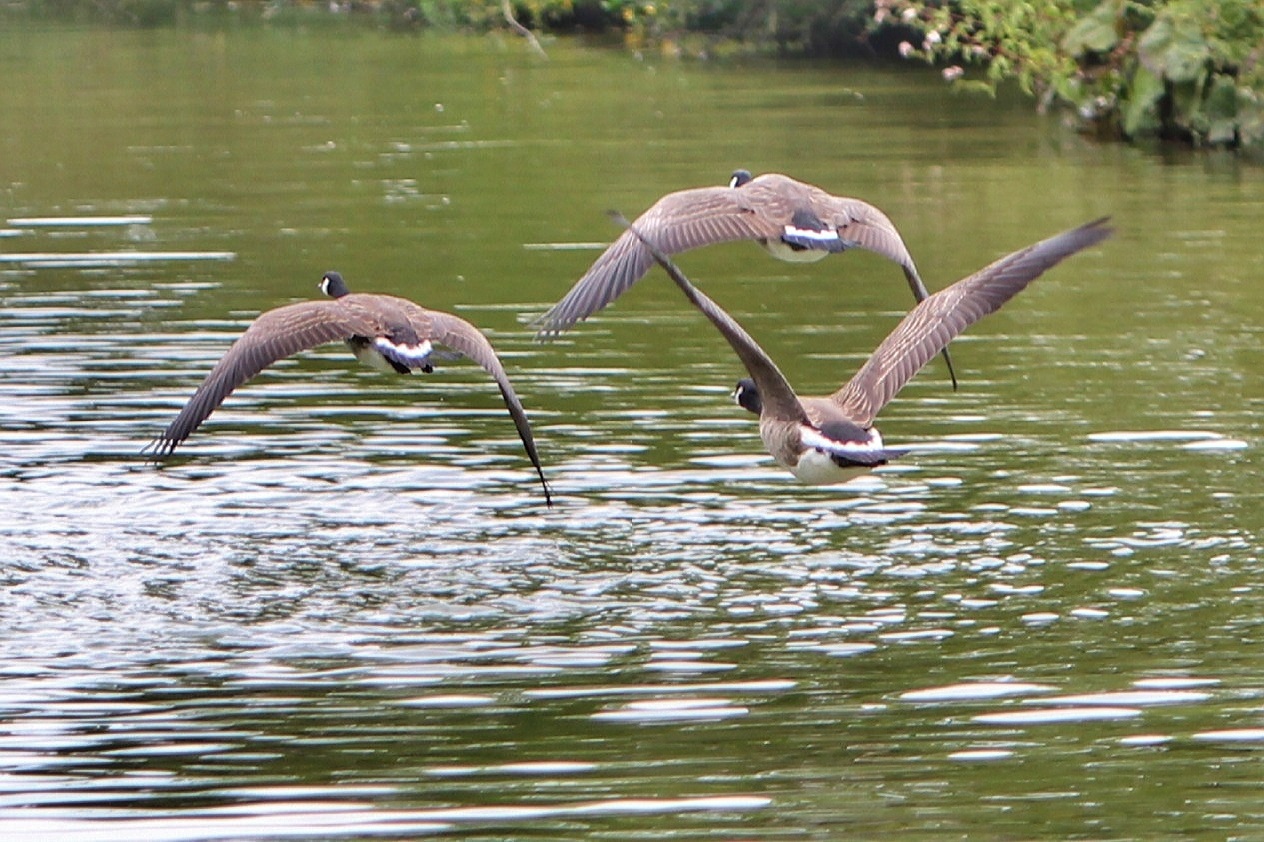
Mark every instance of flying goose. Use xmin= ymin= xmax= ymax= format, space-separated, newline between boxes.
xmin=615 ymin=214 xmax=1113 ymax=484
xmin=144 ymin=271 xmax=552 ymax=506
xmin=536 ymin=169 xmax=958 ymax=388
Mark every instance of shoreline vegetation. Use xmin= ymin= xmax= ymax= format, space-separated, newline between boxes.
xmin=6 ymin=0 xmax=1261 ymax=155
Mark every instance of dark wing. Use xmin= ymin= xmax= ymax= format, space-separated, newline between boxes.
xmin=612 ymin=212 xmax=810 ymax=427
xmin=534 ymin=185 xmax=785 ymax=338
xmin=419 ymin=307 xmax=553 ymax=507
xmin=816 ymin=193 xmax=924 ymax=292
xmin=816 ymin=188 xmax=958 ymax=389
xmin=751 ymin=174 xmax=929 ymax=297
xmin=145 ymin=301 xmax=375 ymax=458
xmin=832 ymin=217 xmax=1114 ymax=426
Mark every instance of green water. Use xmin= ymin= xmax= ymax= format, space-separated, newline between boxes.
xmin=1 ymin=24 xmax=1262 ymax=840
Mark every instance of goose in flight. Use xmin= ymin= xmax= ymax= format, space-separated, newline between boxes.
xmin=536 ymin=169 xmax=958 ymax=387
xmin=614 ymin=214 xmax=1112 ymax=484
xmin=144 ymin=271 xmax=552 ymax=505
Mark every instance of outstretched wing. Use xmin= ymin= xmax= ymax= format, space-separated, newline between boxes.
xmin=814 ymin=192 xmax=923 ymax=287
xmin=145 ymin=301 xmax=375 ymax=458
xmin=832 ymin=217 xmax=1114 ymax=427
xmin=534 ymin=185 xmax=783 ymax=338
xmin=808 ymin=183 xmax=956 ymax=389
xmin=421 ymin=308 xmax=553 ymax=507
xmin=534 ymin=173 xmax=953 ymax=391
xmin=612 ymin=211 xmax=810 ymax=427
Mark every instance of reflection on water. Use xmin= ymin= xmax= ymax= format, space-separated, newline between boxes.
xmin=2 ymin=24 xmax=1263 ymax=841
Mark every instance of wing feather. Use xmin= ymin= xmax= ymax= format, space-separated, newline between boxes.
xmin=146 ymin=301 xmax=373 ymax=457
xmin=534 ymin=185 xmax=784 ymax=337
xmin=832 ymin=217 xmax=1114 ymax=426
xmin=613 ymin=212 xmax=809 ymax=426
xmin=417 ymin=308 xmax=552 ymax=506
xmin=535 ymin=173 xmax=944 ymax=343
xmin=817 ymin=192 xmax=958 ymax=387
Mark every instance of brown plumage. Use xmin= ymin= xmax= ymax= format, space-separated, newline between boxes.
xmin=144 ymin=271 xmax=552 ymax=506
xmin=536 ymin=170 xmax=958 ymax=387
xmin=615 ymin=213 xmax=1114 ymax=484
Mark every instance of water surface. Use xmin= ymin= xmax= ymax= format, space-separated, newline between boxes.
xmin=1 ymin=25 xmax=1262 ymax=839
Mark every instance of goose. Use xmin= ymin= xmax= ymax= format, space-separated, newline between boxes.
xmin=536 ymin=169 xmax=959 ymax=387
xmin=614 ymin=214 xmax=1113 ymax=484
xmin=144 ymin=271 xmax=552 ymax=506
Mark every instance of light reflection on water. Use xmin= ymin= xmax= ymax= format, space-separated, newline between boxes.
xmin=2 ymin=26 xmax=1263 ymax=842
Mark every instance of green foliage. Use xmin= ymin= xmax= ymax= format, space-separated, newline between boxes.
xmin=1062 ymin=1 xmax=1123 ymax=55
xmin=5 ymin=0 xmax=598 ymax=29
xmin=16 ymin=0 xmax=183 ymax=25
xmin=882 ymin=0 xmax=1082 ymax=104
xmin=885 ymin=0 xmax=1264 ymax=152
xmin=10 ymin=0 xmax=1261 ymax=152
xmin=605 ymin=0 xmax=882 ymax=55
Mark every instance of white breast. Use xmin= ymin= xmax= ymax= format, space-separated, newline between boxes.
xmin=349 ymin=342 xmax=400 ymax=373
xmin=789 ymin=448 xmax=874 ymax=485
xmin=374 ymin=336 xmax=433 ymax=367
xmin=759 ymin=238 xmax=831 ymax=264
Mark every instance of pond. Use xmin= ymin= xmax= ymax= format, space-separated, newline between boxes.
xmin=1 ymin=23 xmax=1262 ymax=840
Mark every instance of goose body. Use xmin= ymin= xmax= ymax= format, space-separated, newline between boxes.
xmin=736 ymin=386 xmax=907 ymax=484
xmin=616 ymin=214 xmax=1114 ymax=484
xmin=145 ymin=271 xmax=552 ymax=505
xmin=537 ymin=169 xmax=958 ymax=387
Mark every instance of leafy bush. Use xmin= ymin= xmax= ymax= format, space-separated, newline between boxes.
xmin=1067 ymin=0 xmax=1263 ymax=148
xmin=884 ymin=0 xmax=1264 ymax=152
xmin=611 ymin=0 xmax=887 ymax=55
xmin=9 ymin=0 xmax=1261 ymax=151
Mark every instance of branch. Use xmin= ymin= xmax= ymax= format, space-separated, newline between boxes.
xmin=502 ymin=0 xmax=549 ymax=61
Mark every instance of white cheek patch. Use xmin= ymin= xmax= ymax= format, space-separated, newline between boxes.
xmin=374 ymin=337 xmax=434 ymax=368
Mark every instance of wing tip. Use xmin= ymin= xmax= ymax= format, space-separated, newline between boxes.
xmin=140 ymin=436 xmax=180 ymax=462
xmin=538 ymin=474 xmax=555 ymax=508
xmin=531 ymin=322 xmax=567 ymax=342
xmin=1073 ymin=216 xmax=1115 ymax=246
xmin=530 ymin=303 xmax=583 ymax=341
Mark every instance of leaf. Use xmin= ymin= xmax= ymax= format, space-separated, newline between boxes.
xmin=1137 ymin=13 xmax=1209 ymax=84
xmin=954 ymin=79 xmax=997 ymax=97
xmin=1137 ymin=16 xmax=1173 ymax=76
xmin=1062 ymin=0 xmax=1118 ymax=56
xmin=1206 ymin=74 xmax=1239 ymax=145
xmin=1232 ymin=83 xmax=1264 ymax=150
xmin=1163 ymin=39 xmax=1210 ymax=85
xmin=1124 ymin=64 xmax=1166 ymax=138
xmin=1171 ymin=79 xmax=1205 ymax=129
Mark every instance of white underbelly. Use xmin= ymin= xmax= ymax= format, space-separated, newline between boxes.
xmin=789 ymin=448 xmax=874 ymax=485
xmin=348 ymin=341 xmax=400 ymax=374
xmin=760 ymin=239 xmax=831 ymax=264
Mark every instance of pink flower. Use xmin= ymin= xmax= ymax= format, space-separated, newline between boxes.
xmin=942 ymin=65 xmax=964 ymax=82
xmin=898 ymin=41 xmax=914 ymax=58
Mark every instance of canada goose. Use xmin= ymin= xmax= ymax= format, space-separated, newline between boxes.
xmin=614 ymin=214 xmax=1113 ymax=484
xmin=144 ymin=271 xmax=552 ymax=506
xmin=536 ymin=169 xmax=958 ymax=387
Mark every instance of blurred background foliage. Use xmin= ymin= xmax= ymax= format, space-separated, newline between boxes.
xmin=5 ymin=0 xmax=1261 ymax=153
xmin=890 ymin=0 xmax=1263 ymax=153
